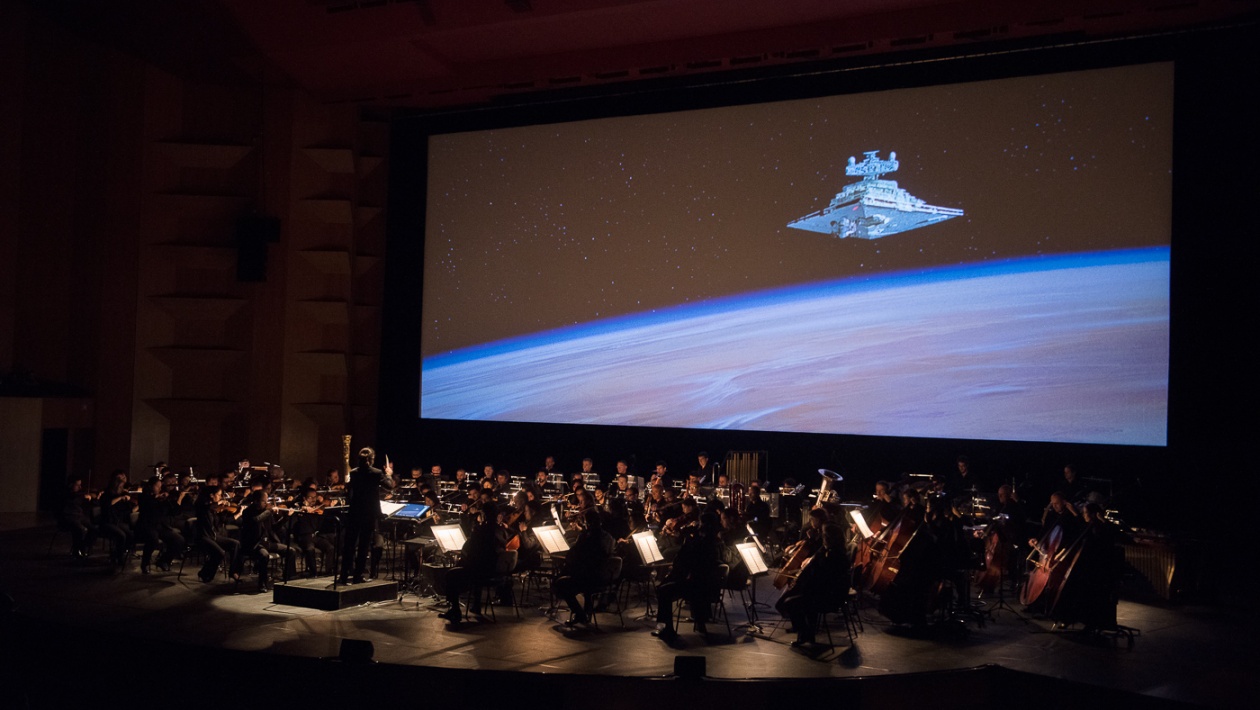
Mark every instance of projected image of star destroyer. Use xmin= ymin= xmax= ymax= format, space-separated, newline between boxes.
xmin=787 ymin=151 xmax=963 ymax=239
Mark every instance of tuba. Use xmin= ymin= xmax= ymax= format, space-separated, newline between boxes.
xmin=815 ymin=469 xmax=843 ymax=508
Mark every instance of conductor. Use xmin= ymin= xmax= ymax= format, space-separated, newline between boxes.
xmin=338 ymin=446 xmax=395 ymax=584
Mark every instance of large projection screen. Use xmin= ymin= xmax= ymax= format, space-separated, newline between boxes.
xmin=420 ymin=62 xmax=1172 ymax=447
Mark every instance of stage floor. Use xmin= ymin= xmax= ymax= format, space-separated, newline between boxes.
xmin=0 ymin=520 xmax=1253 ymax=708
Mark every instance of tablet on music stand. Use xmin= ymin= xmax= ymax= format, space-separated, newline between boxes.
xmin=735 ymin=542 xmax=769 ymax=576
xmin=393 ymin=503 xmax=431 ymax=519
xmin=431 ymin=524 xmax=467 ymax=553
xmin=631 ymin=531 xmax=664 ymax=565
xmin=534 ymin=525 xmax=570 ymax=554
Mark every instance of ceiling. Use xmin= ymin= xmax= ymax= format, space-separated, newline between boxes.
xmin=27 ymin=0 xmax=1260 ymax=108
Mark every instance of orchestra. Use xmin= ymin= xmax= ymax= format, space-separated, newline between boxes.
xmin=51 ymin=449 xmax=1127 ymax=649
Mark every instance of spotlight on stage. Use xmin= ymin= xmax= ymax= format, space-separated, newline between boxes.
xmin=338 ymin=638 xmax=375 ymax=664
xmin=673 ymin=655 xmax=705 ymax=680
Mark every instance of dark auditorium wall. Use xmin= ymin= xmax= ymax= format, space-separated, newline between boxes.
xmin=0 ymin=3 xmax=388 ymax=508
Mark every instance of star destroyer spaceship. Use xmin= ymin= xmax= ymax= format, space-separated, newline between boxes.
xmin=787 ymin=151 xmax=963 ymax=239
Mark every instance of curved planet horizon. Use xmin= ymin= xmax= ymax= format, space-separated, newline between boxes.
xmin=421 ymin=248 xmax=1170 ymax=447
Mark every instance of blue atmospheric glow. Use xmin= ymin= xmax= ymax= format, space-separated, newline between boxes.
xmin=423 ymin=247 xmax=1169 ymax=371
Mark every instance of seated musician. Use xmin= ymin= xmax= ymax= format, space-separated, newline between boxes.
xmin=602 ymin=495 xmax=631 ymax=541
xmin=578 ymin=457 xmax=599 ymax=487
xmin=57 ymin=479 xmax=97 ymax=559
xmin=400 ymin=466 xmax=424 ymax=496
xmin=615 ymin=512 xmax=652 ymax=578
xmin=719 ymin=507 xmax=751 ymax=589
xmin=453 ymin=467 xmax=476 ymax=492
xmin=657 ymin=487 xmax=681 ymax=522
xmin=1059 ymin=464 xmax=1086 ymax=504
xmin=874 ymin=488 xmax=936 ymax=627
xmin=135 ymin=477 xmax=184 ymax=574
xmin=869 ymin=481 xmax=901 ymax=530
xmin=193 ymin=485 xmax=240 ymax=583
xmin=291 ymin=487 xmax=333 ymax=577
xmin=612 ymin=473 xmax=630 ymax=498
xmin=1036 ymin=491 xmax=1081 ymax=543
xmin=324 ymin=468 xmax=346 ymax=492
xmin=624 ymin=485 xmax=645 ymax=520
xmin=690 ymin=451 xmax=715 ymax=485
xmin=239 ymin=490 xmax=297 ymax=592
xmin=97 ymin=474 xmax=137 ymax=570
xmin=649 ymin=461 xmax=671 ymax=490
xmin=1052 ymin=502 xmax=1120 ymax=631
xmin=533 ymin=469 xmax=552 ymax=496
xmin=775 ymin=523 xmax=851 ymax=646
xmin=744 ymin=482 xmax=772 ymax=541
xmin=990 ymin=484 xmax=1028 ymax=543
xmin=493 ymin=470 xmax=513 ymax=499
xmin=440 ymin=502 xmax=503 ymax=623
xmin=658 ymin=496 xmax=699 ymax=560
xmin=653 ymin=511 xmax=724 ymax=643
xmin=644 ymin=484 xmax=666 ymax=528
xmin=569 ymin=487 xmax=595 ymax=521
xmin=555 ymin=509 xmax=614 ymax=626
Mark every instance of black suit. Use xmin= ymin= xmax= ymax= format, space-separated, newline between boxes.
xmin=340 ymin=464 xmax=391 ymax=581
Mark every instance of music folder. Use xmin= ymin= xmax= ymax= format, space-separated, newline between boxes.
xmin=431 ymin=524 xmax=467 ymax=553
xmin=735 ymin=542 xmax=769 ymax=576
xmin=850 ymin=509 xmax=875 ymax=539
xmin=631 ymin=531 xmax=664 ymax=566
xmin=534 ymin=525 xmax=570 ymax=555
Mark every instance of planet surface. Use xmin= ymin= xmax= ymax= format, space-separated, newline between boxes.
xmin=422 ymin=248 xmax=1169 ymax=446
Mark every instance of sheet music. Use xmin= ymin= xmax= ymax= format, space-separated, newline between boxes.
xmin=431 ymin=524 xmax=467 ymax=553
xmin=534 ymin=525 xmax=570 ymax=554
xmin=632 ymin=531 xmax=664 ymax=565
xmin=379 ymin=501 xmax=406 ymax=516
xmin=850 ymin=509 xmax=874 ymax=539
xmin=735 ymin=542 xmax=769 ymax=575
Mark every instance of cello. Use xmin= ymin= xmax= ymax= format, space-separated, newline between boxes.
xmin=773 ymin=471 xmax=840 ymax=589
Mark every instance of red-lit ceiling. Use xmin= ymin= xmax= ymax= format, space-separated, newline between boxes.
xmin=28 ymin=0 xmax=1260 ymax=107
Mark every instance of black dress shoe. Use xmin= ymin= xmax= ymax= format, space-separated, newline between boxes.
xmin=140 ymin=565 xmax=151 ymax=575
xmin=351 ymin=576 xmax=367 ymax=585
xmin=651 ymin=628 xmax=678 ymax=643
xmin=439 ymin=608 xmax=462 ymax=623
xmin=790 ymin=638 xmax=815 ymax=648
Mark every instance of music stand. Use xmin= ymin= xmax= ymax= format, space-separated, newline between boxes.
xmin=431 ymin=524 xmax=467 ymax=558
xmin=631 ymin=531 xmax=667 ymax=618
xmin=631 ymin=531 xmax=664 ymax=566
xmin=734 ymin=542 xmax=770 ymax=631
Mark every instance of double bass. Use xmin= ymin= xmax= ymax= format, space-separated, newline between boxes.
xmin=972 ymin=514 xmax=1010 ymax=595
xmin=855 ymin=506 xmax=925 ymax=595
xmin=1021 ymin=507 xmax=1118 ymax=624
xmin=1020 ymin=524 xmax=1067 ymax=607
